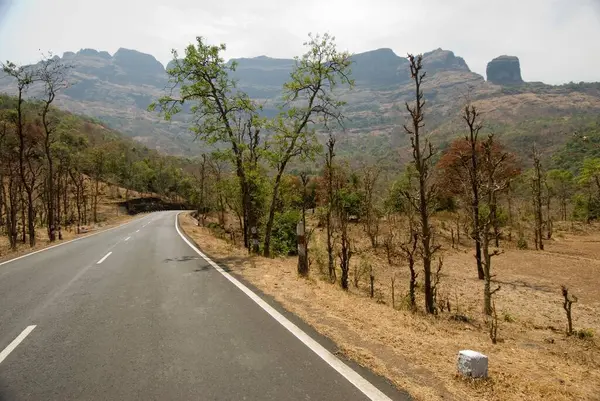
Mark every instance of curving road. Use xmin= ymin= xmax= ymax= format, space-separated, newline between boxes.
xmin=0 ymin=211 xmax=410 ymax=401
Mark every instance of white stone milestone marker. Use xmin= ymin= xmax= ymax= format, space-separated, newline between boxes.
xmin=457 ymin=350 xmax=488 ymax=378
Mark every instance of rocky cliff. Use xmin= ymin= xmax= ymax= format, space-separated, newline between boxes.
xmin=486 ymin=55 xmax=523 ymax=85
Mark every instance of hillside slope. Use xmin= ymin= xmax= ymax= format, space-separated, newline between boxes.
xmin=1 ymin=47 xmax=599 ymax=160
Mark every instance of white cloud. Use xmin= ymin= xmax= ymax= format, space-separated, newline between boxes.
xmin=0 ymin=0 xmax=599 ymax=84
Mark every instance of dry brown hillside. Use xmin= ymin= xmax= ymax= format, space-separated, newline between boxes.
xmin=180 ymin=212 xmax=600 ymax=401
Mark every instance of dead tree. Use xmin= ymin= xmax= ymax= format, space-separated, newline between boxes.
xmin=432 ymin=257 xmax=444 ymax=314
xmin=325 ymin=133 xmax=336 ymax=283
xmin=480 ymin=134 xmax=511 ymax=315
xmin=399 ymin=227 xmax=419 ymax=310
xmin=462 ymin=105 xmax=485 ymax=280
xmin=403 ymin=54 xmax=438 ymax=314
xmin=561 ymin=285 xmax=577 ymax=335
xmin=489 ymin=300 xmax=499 ymax=344
xmin=532 ymin=144 xmax=544 ymax=250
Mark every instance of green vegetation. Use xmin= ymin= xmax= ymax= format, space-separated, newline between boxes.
xmin=0 ymin=89 xmax=201 ymax=249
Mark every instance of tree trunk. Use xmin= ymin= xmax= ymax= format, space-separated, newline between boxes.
xmin=45 ymin=136 xmax=55 ymax=242
xmin=326 ymin=135 xmax=336 ymax=282
xmin=263 ymin=170 xmax=284 ymax=257
xmin=20 ymin=191 xmax=26 ymax=243
xmin=533 ymin=152 xmax=544 ymax=250
xmin=409 ymin=258 xmax=416 ymax=309
xmin=27 ymin=190 xmax=35 ymax=247
xmin=483 ymin=225 xmax=493 ymax=315
xmin=93 ymin=178 xmax=100 ymax=223
xmin=470 ymin=146 xmax=484 ymax=280
xmin=546 ymin=193 xmax=552 ymax=240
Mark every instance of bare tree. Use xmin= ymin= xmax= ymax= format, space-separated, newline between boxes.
xmin=462 ymin=105 xmax=485 ymax=280
xmin=531 ymin=144 xmax=544 ymax=250
xmin=561 ymin=285 xmax=577 ymax=335
xmin=480 ymin=134 xmax=513 ymax=315
xmin=325 ymin=133 xmax=336 ymax=282
xmin=402 ymin=54 xmax=439 ymax=314
xmin=399 ymin=224 xmax=419 ymax=310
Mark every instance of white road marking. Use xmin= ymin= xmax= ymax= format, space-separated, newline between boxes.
xmin=0 ymin=213 xmax=153 ymax=268
xmin=0 ymin=325 xmax=36 ymax=364
xmin=174 ymin=213 xmax=392 ymax=401
xmin=97 ymin=252 xmax=113 ymax=264
xmin=136 ymin=230 xmax=140 ymax=233
xmin=124 ymin=237 xmax=131 ymax=241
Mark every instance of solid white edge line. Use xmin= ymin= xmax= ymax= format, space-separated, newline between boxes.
xmin=174 ymin=212 xmax=392 ymax=401
xmin=0 ymin=325 xmax=36 ymax=364
xmin=96 ymin=251 xmax=113 ymax=265
xmin=0 ymin=213 xmax=153 ymax=267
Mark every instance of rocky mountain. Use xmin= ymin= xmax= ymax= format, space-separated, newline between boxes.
xmin=1 ymin=46 xmax=599 ymax=161
xmin=486 ymin=55 xmax=523 ymax=85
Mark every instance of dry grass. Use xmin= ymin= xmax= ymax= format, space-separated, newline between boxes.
xmin=0 ymin=182 xmax=139 ymax=261
xmin=180 ymin=213 xmax=600 ymax=401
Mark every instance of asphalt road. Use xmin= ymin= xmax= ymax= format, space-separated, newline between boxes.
xmin=0 ymin=211 xmax=410 ymax=401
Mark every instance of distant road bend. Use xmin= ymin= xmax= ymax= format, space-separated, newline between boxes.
xmin=0 ymin=211 xmax=409 ymax=400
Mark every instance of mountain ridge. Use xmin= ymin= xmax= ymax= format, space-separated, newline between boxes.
xmin=1 ymin=45 xmax=599 ymax=159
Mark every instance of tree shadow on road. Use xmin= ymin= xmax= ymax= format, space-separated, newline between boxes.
xmin=163 ymin=256 xmax=200 ymax=263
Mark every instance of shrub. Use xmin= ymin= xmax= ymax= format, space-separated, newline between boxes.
xmin=503 ymin=311 xmax=517 ymax=323
xmin=517 ymin=237 xmax=528 ymax=250
xmin=576 ymin=328 xmax=594 ymax=339
xmin=271 ymin=209 xmax=301 ymax=257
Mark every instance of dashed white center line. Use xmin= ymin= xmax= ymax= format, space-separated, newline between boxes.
xmin=0 ymin=325 xmax=36 ymax=364
xmin=97 ymin=252 xmax=112 ymax=264
xmin=135 ymin=230 xmax=140 ymax=233
xmin=124 ymin=236 xmax=131 ymax=241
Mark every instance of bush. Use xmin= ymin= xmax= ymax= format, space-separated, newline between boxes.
xmin=576 ymin=328 xmax=595 ymax=339
xmin=517 ymin=237 xmax=528 ymax=250
xmin=503 ymin=311 xmax=517 ymax=323
xmin=572 ymin=194 xmax=600 ymax=222
xmin=271 ymin=209 xmax=301 ymax=257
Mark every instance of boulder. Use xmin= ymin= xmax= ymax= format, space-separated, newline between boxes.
xmin=486 ymin=55 xmax=523 ymax=85
xmin=457 ymin=350 xmax=488 ymax=378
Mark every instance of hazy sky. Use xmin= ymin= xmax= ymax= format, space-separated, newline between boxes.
xmin=1 ymin=0 xmax=599 ymax=84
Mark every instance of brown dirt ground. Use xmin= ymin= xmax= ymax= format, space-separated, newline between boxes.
xmin=179 ymin=213 xmax=600 ymax=401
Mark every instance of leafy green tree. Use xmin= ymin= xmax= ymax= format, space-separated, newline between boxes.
xmin=39 ymin=54 xmax=71 ymax=241
xmin=546 ymin=169 xmax=573 ymax=221
xmin=262 ymin=33 xmax=353 ymax=257
xmin=579 ymin=157 xmax=600 ymax=194
xmin=150 ymin=36 xmax=264 ymax=251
